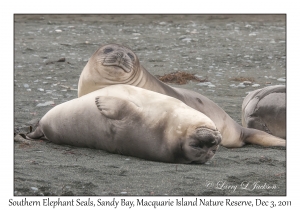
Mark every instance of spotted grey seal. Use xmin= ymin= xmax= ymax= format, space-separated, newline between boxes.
xmin=242 ymin=85 xmax=286 ymax=139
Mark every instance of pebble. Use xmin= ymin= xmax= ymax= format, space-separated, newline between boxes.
xmin=31 ymin=187 xmax=38 ymax=191
xmin=55 ymin=29 xmax=62 ymax=33
xmin=277 ymin=77 xmax=286 ymax=82
xmin=230 ymin=84 xmax=237 ymax=88
xmin=207 ymin=89 xmax=215 ymax=92
xmin=243 ymin=81 xmax=252 ymax=85
xmin=27 ymin=89 xmax=31 ymax=91
xmin=197 ymin=82 xmax=213 ymax=87
xmin=120 ymin=192 xmax=127 ymax=195
xmin=38 ymin=88 xmax=44 ymax=92
xmin=36 ymin=101 xmax=55 ymax=107
xmin=252 ymin=84 xmax=260 ymax=88
xmin=181 ymin=38 xmax=192 ymax=42
xmin=179 ymin=35 xmax=186 ymax=40
xmin=23 ymin=84 xmax=29 ymax=88
xmin=237 ymin=83 xmax=246 ymax=88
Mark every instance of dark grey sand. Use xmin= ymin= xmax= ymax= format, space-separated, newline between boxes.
xmin=14 ymin=15 xmax=286 ymax=196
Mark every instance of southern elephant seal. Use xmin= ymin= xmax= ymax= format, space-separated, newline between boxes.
xmin=27 ymin=85 xmax=221 ymax=164
xmin=78 ymin=44 xmax=285 ymax=148
xmin=242 ymin=85 xmax=286 ymax=139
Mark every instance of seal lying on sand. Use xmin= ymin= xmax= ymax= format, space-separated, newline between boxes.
xmin=78 ymin=44 xmax=285 ymax=148
xmin=27 ymin=85 xmax=221 ymax=164
xmin=242 ymin=85 xmax=286 ymax=139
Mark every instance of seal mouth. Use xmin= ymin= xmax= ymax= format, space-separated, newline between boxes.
xmin=97 ymin=47 xmax=136 ymax=73
xmin=102 ymin=57 xmax=133 ymax=73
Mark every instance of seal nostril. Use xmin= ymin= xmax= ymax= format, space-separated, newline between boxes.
xmin=127 ymin=53 xmax=135 ymax=61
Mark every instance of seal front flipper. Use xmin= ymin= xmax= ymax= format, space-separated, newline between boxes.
xmin=95 ymin=96 xmax=140 ymax=120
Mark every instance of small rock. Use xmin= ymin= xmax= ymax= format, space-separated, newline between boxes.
xmin=252 ymin=84 xmax=260 ymax=88
xmin=38 ymin=88 xmax=44 ymax=92
xmin=55 ymin=29 xmax=62 ymax=33
xmin=36 ymin=101 xmax=55 ymax=107
xmin=181 ymin=38 xmax=192 ymax=42
xmin=277 ymin=77 xmax=286 ymax=82
xmin=31 ymin=187 xmax=38 ymax=191
xmin=120 ymin=192 xmax=127 ymax=195
xmin=197 ymin=82 xmax=212 ymax=87
xmin=23 ymin=84 xmax=29 ymax=88
xmin=179 ymin=35 xmax=186 ymax=40
xmin=237 ymin=83 xmax=246 ymax=88
xmin=57 ymin=58 xmax=65 ymax=62
xmin=243 ymin=81 xmax=252 ymax=85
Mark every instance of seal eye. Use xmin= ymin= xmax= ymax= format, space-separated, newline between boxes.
xmin=127 ymin=53 xmax=135 ymax=61
xmin=103 ymin=48 xmax=113 ymax=54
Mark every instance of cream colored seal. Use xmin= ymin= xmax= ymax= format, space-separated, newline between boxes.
xmin=77 ymin=44 xmax=285 ymax=148
xmin=27 ymin=85 xmax=221 ymax=164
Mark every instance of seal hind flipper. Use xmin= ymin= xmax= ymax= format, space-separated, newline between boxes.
xmin=95 ymin=96 xmax=140 ymax=120
xmin=242 ymin=127 xmax=286 ymax=147
xmin=26 ymin=124 xmax=45 ymax=140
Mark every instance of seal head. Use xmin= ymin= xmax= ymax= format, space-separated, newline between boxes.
xmin=98 ymin=44 xmax=137 ymax=73
xmin=180 ymin=127 xmax=221 ymax=164
xmin=78 ymin=44 xmax=142 ymax=97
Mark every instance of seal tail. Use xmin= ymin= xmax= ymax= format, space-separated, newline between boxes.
xmin=242 ymin=127 xmax=286 ymax=147
xmin=26 ymin=125 xmax=45 ymax=140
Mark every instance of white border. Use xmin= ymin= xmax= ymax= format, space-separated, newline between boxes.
xmin=3 ymin=0 xmax=299 ymax=209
